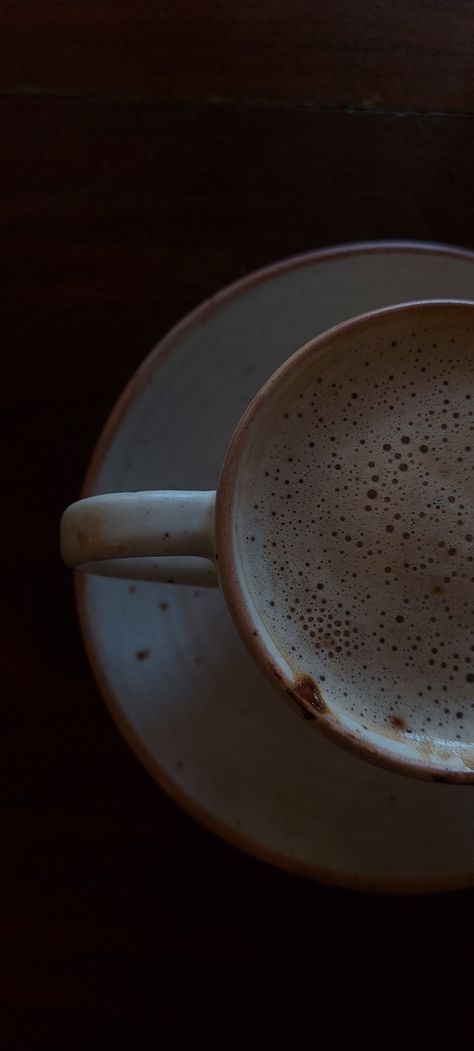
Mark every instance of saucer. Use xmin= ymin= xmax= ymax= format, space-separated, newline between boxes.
xmin=78 ymin=241 xmax=474 ymax=892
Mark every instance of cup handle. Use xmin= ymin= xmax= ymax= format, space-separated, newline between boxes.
xmin=60 ymin=491 xmax=218 ymax=586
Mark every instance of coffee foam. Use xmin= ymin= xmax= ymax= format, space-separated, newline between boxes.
xmin=238 ymin=315 xmax=474 ymax=746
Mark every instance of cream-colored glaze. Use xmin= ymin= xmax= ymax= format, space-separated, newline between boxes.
xmin=63 ymin=299 xmax=474 ymax=781
xmin=61 ymin=490 xmax=217 ymax=584
xmin=77 ymin=242 xmax=474 ymax=890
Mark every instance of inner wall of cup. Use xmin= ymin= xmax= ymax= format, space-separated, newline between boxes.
xmin=230 ymin=302 xmax=474 ymax=777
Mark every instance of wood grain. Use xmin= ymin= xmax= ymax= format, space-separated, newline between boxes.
xmin=4 ymin=98 xmax=473 ymax=341
xmin=2 ymin=0 xmax=474 ymax=113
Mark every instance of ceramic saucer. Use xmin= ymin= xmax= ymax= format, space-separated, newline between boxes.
xmin=78 ymin=241 xmax=474 ymax=892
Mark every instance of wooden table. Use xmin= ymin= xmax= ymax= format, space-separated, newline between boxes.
xmin=3 ymin=4 xmax=473 ymax=1046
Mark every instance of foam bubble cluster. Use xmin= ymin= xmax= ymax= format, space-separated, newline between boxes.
xmin=239 ymin=319 xmax=474 ymax=745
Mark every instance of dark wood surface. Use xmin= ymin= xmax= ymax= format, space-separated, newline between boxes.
xmin=3 ymin=3 xmax=474 ymax=1047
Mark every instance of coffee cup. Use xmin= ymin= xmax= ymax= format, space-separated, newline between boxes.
xmin=61 ymin=299 xmax=474 ymax=782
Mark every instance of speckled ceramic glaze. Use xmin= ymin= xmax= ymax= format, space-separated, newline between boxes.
xmin=78 ymin=242 xmax=474 ymax=891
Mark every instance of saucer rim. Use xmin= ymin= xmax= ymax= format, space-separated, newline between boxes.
xmin=76 ymin=240 xmax=474 ymax=893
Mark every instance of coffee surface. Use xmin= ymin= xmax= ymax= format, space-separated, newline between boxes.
xmin=239 ymin=317 xmax=474 ymax=744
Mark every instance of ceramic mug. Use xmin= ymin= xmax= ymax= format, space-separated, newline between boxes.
xmin=61 ymin=299 xmax=474 ymax=783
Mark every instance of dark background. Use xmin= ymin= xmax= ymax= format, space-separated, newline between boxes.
xmin=3 ymin=3 xmax=474 ymax=1047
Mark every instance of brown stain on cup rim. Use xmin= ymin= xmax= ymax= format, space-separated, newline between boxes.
xmin=389 ymin=714 xmax=407 ymax=731
xmin=287 ymin=675 xmax=328 ymax=720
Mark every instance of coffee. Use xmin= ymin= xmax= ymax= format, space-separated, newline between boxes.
xmin=239 ymin=308 xmax=474 ymax=747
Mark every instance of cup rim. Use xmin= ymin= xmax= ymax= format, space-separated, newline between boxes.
xmin=215 ymin=298 xmax=474 ymax=784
